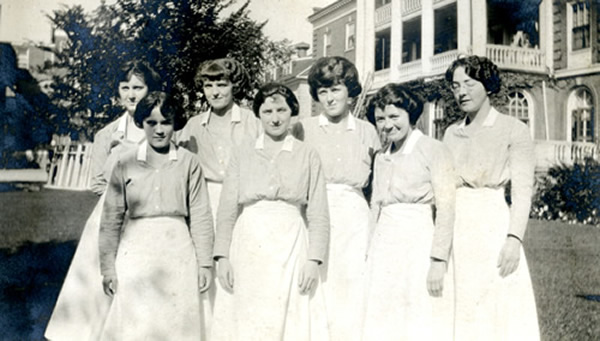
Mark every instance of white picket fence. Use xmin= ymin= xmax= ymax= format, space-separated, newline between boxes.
xmin=45 ymin=142 xmax=93 ymax=190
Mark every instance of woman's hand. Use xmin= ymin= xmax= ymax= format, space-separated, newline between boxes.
xmin=298 ymin=260 xmax=320 ymax=295
xmin=198 ymin=267 xmax=212 ymax=293
xmin=427 ymin=260 xmax=447 ymax=297
xmin=497 ymin=237 xmax=521 ymax=278
xmin=102 ymin=275 xmax=118 ymax=297
xmin=217 ymin=258 xmax=234 ymax=292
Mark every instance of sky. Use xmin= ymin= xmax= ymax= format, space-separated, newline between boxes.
xmin=0 ymin=0 xmax=333 ymax=45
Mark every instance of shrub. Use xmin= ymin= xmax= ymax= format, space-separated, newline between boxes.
xmin=531 ymin=158 xmax=600 ymax=226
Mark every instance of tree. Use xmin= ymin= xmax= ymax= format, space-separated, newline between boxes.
xmin=49 ymin=0 xmax=292 ymax=139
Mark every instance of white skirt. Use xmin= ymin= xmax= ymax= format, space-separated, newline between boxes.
xmin=99 ymin=216 xmax=208 ymax=341
xmin=363 ymin=203 xmax=455 ymax=341
xmin=320 ymin=184 xmax=371 ymax=341
xmin=45 ymin=194 xmax=112 ymax=341
xmin=211 ymin=200 xmax=329 ymax=341
xmin=454 ymin=188 xmax=539 ymax=341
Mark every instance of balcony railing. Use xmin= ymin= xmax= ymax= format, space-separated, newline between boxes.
xmin=486 ymin=45 xmax=546 ymax=72
xmin=430 ymin=50 xmax=462 ymax=75
xmin=402 ymin=0 xmax=421 ymax=16
xmin=375 ymin=3 xmax=392 ymax=28
xmin=534 ymin=140 xmax=598 ymax=171
xmin=398 ymin=60 xmax=423 ymax=82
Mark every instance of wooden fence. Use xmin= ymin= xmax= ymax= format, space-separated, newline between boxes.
xmin=45 ymin=142 xmax=93 ymax=191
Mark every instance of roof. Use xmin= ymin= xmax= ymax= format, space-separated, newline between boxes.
xmin=308 ymin=0 xmax=355 ymax=23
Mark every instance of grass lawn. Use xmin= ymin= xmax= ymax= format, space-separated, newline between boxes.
xmin=0 ymin=188 xmax=599 ymax=340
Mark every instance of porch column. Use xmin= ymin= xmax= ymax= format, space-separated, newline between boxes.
xmin=390 ymin=0 xmax=403 ymax=81
xmin=471 ymin=0 xmax=487 ymax=56
xmin=456 ymin=0 xmax=472 ymax=52
xmin=421 ymin=0 xmax=434 ymax=73
xmin=356 ymin=0 xmax=375 ymax=80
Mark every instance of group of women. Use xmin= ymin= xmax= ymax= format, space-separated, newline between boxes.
xmin=44 ymin=54 xmax=540 ymax=341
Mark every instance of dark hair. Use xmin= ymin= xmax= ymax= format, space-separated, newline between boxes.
xmin=445 ymin=55 xmax=501 ymax=94
xmin=134 ymin=91 xmax=187 ymax=131
xmin=115 ymin=60 xmax=162 ymax=96
xmin=367 ymin=83 xmax=423 ymax=126
xmin=253 ymin=83 xmax=299 ymax=117
xmin=308 ymin=56 xmax=362 ymax=101
xmin=194 ymin=58 xmax=250 ymax=101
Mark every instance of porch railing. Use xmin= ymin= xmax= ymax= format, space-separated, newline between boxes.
xmin=534 ymin=140 xmax=598 ymax=171
xmin=398 ymin=60 xmax=423 ymax=82
xmin=486 ymin=45 xmax=546 ymax=72
xmin=402 ymin=0 xmax=421 ymax=15
xmin=46 ymin=142 xmax=93 ymax=191
xmin=375 ymin=3 xmax=392 ymax=28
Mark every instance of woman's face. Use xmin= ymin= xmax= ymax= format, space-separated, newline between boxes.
xmin=143 ymin=107 xmax=174 ymax=152
xmin=316 ymin=84 xmax=350 ymax=120
xmin=451 ymin=66 xmax=489 ymax=113
xmin=203 ymin=78 xmax=234 ymax=112
xmin=259 ymin=94 xmax=292 ymax=140
xmin=374 ymin=104 xmax=413 ymax=146
xmin=118 ymin=74 xmax=148 ymax=115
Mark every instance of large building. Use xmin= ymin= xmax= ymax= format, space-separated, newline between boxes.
xmin=347 ymin=0 xmax=599 ymax=170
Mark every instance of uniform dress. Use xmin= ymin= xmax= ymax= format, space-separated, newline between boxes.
xmin=363 ymin=129 xmax=456 ymax=341
xmin=45 ymin=113 xmax=142 ymax=341
xmin=211 ymin=134 xmax=330 ymax=341
xmin=98 ymin=141 xmax=214 ymax=341
xmin=297 ymin=113 xmax=381 ymax=341
xmin=443 ymin=108 xmax=540 ymax=341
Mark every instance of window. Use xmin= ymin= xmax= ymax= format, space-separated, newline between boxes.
xmin=375 ymin=0 xmax=392 ymax=9
xmin=345 ymin=21 xmax=356 ymax=51
xmin=323 ymin=29 xmax=331 ymax=57
xmin=434 ymin=4 xmax=457 ymax=54
xmin=375 ymin=28 xmax=391 ymax=71
xmin=572 ymin=1 xmax=590 ymax=50
xmin=570 ymin=88 xmax=594 ymax=142
xmin=507 ymin=91 xmax=531 ymax=128
xmin=402 ymin=17 xmax=421 ymax=63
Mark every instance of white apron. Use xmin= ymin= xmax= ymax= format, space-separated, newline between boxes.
xmin=44 ymin=194 xmax=112 ymax=341
xmin=99 ymin=216 xmax=208 ymax=341
xmin=363 ymin=203 xmax=455 ymax=341
xmin=320 ymin=184 xmax=371 ymax=341
xmin=211 ymin=200 xmax=329 ymax=341
xmin=454 ymin=187 xmax=539 ymax=341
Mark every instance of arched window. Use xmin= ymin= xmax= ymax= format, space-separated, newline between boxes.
xmin=433 ymin=99 xmax=445 ymax=139
xmin=507 ymin=91 xmax=534 ymax=137
xmin=569 ymin=88 xmax=595 ymax=142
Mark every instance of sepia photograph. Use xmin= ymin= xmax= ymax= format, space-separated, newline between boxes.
xmin=0 ymin=0 xmax=599 ymax=340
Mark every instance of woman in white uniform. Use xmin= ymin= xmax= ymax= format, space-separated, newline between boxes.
xmin=211 ymin=83 xmax=330 ymax=341
xmin=362 ymin=83 xmax=456 ymax=340
xmin=99 ymin=91 xmax=214 ymax=340
xmin=296 ymin=56 xmax=381 ymax=341
xmin=44 ymin=60 xmax=161 ymax=341
xmin=443 ymin=55 xmax=540 ymax=340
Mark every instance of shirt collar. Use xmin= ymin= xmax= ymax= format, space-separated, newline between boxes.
xmin=318 ymin=113 xmax=356 ymax=131
xmin=136 ymin=141 xmax=178 ymax=162
xmin=454 ymin=108 xmax=499 ymax=137
xmin=384 ymin=129 xmax=423 ymax=156
xmin=117 ymin=112 xmax=129 ymax=133
xmin=254 ymin=133 xmax=295 ymax=152
xmin=200 ymin=104 xmax=242 ymax=126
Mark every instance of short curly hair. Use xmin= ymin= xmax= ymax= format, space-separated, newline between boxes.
xmin=445 ymin=55 xmax=501 ymax=94
xmin=194 ymin=58 xmax=250 ymax=101
xmin=134 ymin=91 xmax=187 ymax=131
xmin=115 ymin=60 xmax=162 ymax=96
xmin=367 ymin=83 xmax=423 ymax=126
xmin=252 ymin=83 xmax=299 ymax=118
xmin=308 ymin=56 xmax=362 ymax=101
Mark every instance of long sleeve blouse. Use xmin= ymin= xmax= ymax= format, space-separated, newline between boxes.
xmin=99 ymin=142 xmax=214 ymax=277
xmin=296 ymin=114 xmax=381 ymax=190
xmin=442 ymin=107 xmax=535 ymax=240
xmin=176 ymin=104 xmax=261 ymax=183
xmin=371 ymin=129 xmax=456 ymax=261
xmin=213 ymin=134 xmax=330 ymax=263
